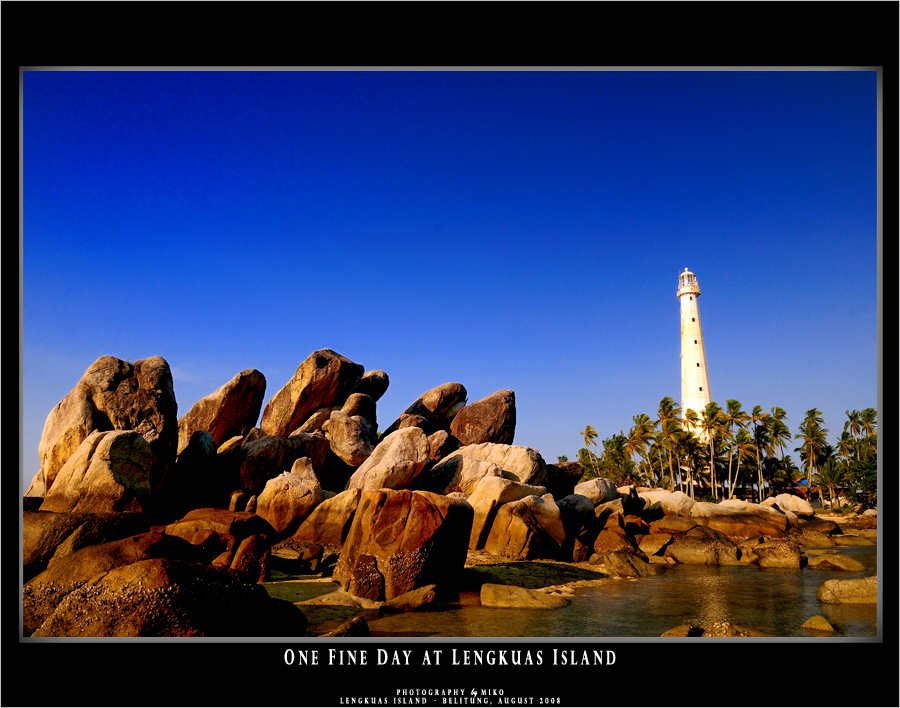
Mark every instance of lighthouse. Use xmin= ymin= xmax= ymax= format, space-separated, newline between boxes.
xmin=678 ymin=268 xmax=710 ymax=433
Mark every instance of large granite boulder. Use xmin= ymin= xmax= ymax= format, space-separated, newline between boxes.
xmin=288 ymin=488 xmax=363 ymax=554
xmin=164 ymin=508 xmax=276 ymax=546
xmin=339 ymin=393 xmax=378 ymax=432
xmin=665 ymin=526 xmax=740 ymax=565
xmin=382 ymin=382 xmax=468 ymax=436
xmin=39 ymin=431 xmax=154 ymax=514
xmin=449 ymin=390 xmax=516 ymax=446
xmin=231 ymin=433 xmax=330 ymax=495
xmin=30 ymin=558 xmax=306 ymax=637
xmin=260 ymin=350 xmax=364 ymax=438
xmin=23 ymin=531 xmax=199 ymax=635
xmin=332 ymin=489 xmax=473 ymax=601
xmin=350 ymin=370 xmax=390 ymax=402
xmin=23 ymin=510 xmax=148 ymax=582
xmin=768 ymin=493 xmax=815 ymax=516
xmin=466 ymin=476 xmax=548 ymax=550
xmin=480 ymin=583 xmax=569 ymax=609
xmin=323 ymin=410 xmax=376 ymax=468
xmin=413 ymin=453 xmax=506 ymax=496
xmin=660 ymin=491 xmax=695 ymax=517
xmin=543 ymin=461 xmax=585 ymax=498
xmin=690 ymin=501 xmax=790 ymax=539
xmin=807 ymin=553 xmax=866 ymax=572
xmin=817 ymin=575 xmax=877 ymax=604
xmin=255 ymin=469 xmax=323 ymax=539
xmin=176 ymin=369 xmax=266 ymax=454
xmin=438 ymin=443 xmax=548 ymax=488
xmin=344 ymin=427 xmax=430 ymax=491
xmin=483 ymin=495 xmax=566 ymax=560
xmin=37 ymin=355 xmax=178 ymax=495
xmin=573 ymin=478 xmax=619 ymax=506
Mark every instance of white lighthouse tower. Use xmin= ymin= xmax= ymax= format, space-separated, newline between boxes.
xmin=678 ymin=268 xmax=711 ymax=434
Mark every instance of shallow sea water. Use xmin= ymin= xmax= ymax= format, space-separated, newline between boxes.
xmin=266 ymin=545 xmax=878 ymax=638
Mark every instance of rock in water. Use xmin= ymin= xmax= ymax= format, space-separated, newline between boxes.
xmin=176 ymin=369 xmax=266 ymax=453
xmin=38 ymin=355 xmax=178 ymax=496
xmin=332 ymin=489 xmax=473 ymax=601
xmin=260 ymin=350 xmax=364 ymax=437
xmin=449 ymin=390 xmax=516 ymax=446
xmin=479 ymin=584 xmax=569 ymax=609
xmin=817 ymin=575 xmax=877 ymax=604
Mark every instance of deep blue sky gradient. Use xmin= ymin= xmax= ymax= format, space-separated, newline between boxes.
xmin=22 ymin=69 xmax=879 ymax=487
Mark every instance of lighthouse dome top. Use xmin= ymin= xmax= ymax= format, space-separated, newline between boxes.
xmin=677 ymin=268 xmax=700 ymax=297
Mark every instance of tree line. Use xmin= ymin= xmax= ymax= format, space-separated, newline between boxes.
xmin=564 ymin=400 xmax=876 ymax=507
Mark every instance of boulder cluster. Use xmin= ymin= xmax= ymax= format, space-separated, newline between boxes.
xmin=23 ymin=349 xmax=877 ymax=637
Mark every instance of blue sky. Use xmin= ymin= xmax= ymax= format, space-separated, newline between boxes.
xmin=21 ymin=69 xmax=880 ymax=488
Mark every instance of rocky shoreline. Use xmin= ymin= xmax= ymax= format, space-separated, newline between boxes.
xmin=23 ymin=350 xmax=877 ymax=637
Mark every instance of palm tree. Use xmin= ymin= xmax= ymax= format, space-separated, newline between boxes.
xmin=731 ymin=428 xmax=758 ymax=499
xmin=723 ymin=400 xmax=749 ymax=499
xmin=579 ymin=425 xmax=600 ymax=477
xmin=860 ymin=408 xmax=877 ymax=438
xmin=836 ymin=431 xmax=856 ymax=464
xmin=625 ymin=413 xmax=656 ymax=476
xmin=795 ymin=409 xmax=828 ymax=504
xmin=813 ymin=459 xmax=846 ymax=510
xmin=750 ymin=406 xmax=772 ymax=502
xmin=657 ymin=397 xmax=682 ymax=491
xmin=844 ymin=409 xmax=862 ymax=439
xmin=769 ymin=407 xmax=791 ymax=461
xmin=699 ymin=402 xmax=727 ymax=499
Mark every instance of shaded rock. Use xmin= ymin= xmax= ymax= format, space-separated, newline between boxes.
xmin=449 ymin=390 xmax=516 ymax=446
xmin=638 ymin=533 xmax=674 ymax=558
xmin=230 ymin=534 xmax=270 ymax=583
xmin=176 ymin=369 xmax=266 ymax=454
xmin=234 ymin=433 xmax=329 ymax=495
xmin=700 ymin=622 xmax=770 ymax=637
xmin=228 ymin=490 xmax=248 ymax=512
xmin=467 ymin=477 xmax=549 ymax=551
xmin=380 ymin=584 xmax=440 ymax=613
xmin=332 ymin=489 xmax=473 ymax=601
xmin=293 ymin=407 xmax=335 ymax=435
xmin=592 ymin=551 xmax=656 ymax=578
xmin=484 ymin=495 xmax=566 ymax=560
xmin=164 ymin=508 xmax=276 ymax=547
xmin=479 ymin=583 xmax=569 ymax=609
xmin=37 ymin=355 xmax=178 ymax=496
xmin=31 ymin=558 xmax=306 ymax=637
xmin=23 ymin=510 xmax=148 ymax=582
xmin=23 ymin=531 xmax=200 ymax=635
xmin=40 ymin=431 xmax=153 ymax=514
xmin=382 ymin=382 xmax=468 ymax=436
xmin=665 ymin=528 xmax=739 ymax=565
xmin=350 ymin=370 xmax=390 ymax=402
xmin=344 ymin=427 xmax=430 ymax=491
xmin=797 ymin=531 xmax=836 ymax=547
xmin=255 ymin=470 xmax=323 ymax=539
xmin=289 ymin=488 xmax=363 ymax=553
xmin=161 ymin=430 xmax=219 ymax=516
xmin=339 ymin=393 xmax=378 ymax=431
xmin=649 ymin=515 xmax=698 ymax=536
xmin=544 ymin=461 xmax=585 ymax=498
xmin=807 ymin=553 xmax=867 ymax=572
xmin=661 ymin=624 xmax=703 ymax=637
xmin=260 ymin=350 xmax=364 ymax=438
xmin=426 ymin=429 xmax=459 ymax=461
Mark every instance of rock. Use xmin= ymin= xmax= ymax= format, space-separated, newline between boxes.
xmin=665 ymin=527 xmax=739 ymax=565
xmin=556 ymin=494 xmax=596 ymax=560
xmin=323 ymin=410 xmax=376 ymax=467
xmin=228 ymin=490 xmax=247 ymax=512
xmin=439 ymin=443 xmax=548 ymax=488
xmin=230 ymin=534 xmax=270 ymax=583
xmin=483 ymin=495 xmax=566 ymax=560
xmin=332 ymin=489 xmax=473 ymax=601
xmin=802 ymin=615 xmax=835 ymax=631
xmin=38 ymin=356 xmax=178 ymax=496
xmin=382 ymin=382 xmax=468 ymax=436
xmin=807 ymin=553 xmax=867 ymax=572
xmin=339 ymin=393 xmax=378 ymax=430
xmin=23 ymin=510 xmax=148 ymax=582
xmin=234 ymin=433 xmax=329 ymax=494
xmin=749 ymin=540 xmax=802 ymax=568
xmin=344 ymin=427 xmax=430 ymax=491
xmin=649 ymin=515 xmax=698 ymax=535
xmin=590 ymin=513 xmax=645 ymax=559
xmin=260 ymin=350 xmax=364 ymax=438
xmin=660 ymin=491 xmax=695 ymax=517
xmin=159 ymin=430 xmax=220 ymax=516
xmin=479 ymin=583 xmax=569 ymax=609
xmin=39 ymin=431 xmax=154 ymax=514
xmin=661 ymin=624 xmax=703 ymax=637
xmin=30 ymin=558 xmax=306 ymax=637
xmin=293 ymin=407 xmax=335 ymax=435
xmin=817 ymin=575 xmax=877 ymax=604
xmin=832 ymin=534 xmax=875 ymax=547
xmin=449 ymin=390 xmax=516 ymax=446
xmin=425 ymin=429 xmax=459 ymax=461
xmin=691 ymin=501 xmax=789 ymax=539
xmin=700 ymin=622 xmax=770 ymax=637
xmin=467 ymin=476 xmax=549 ymax=551
xmin=380 ymin=584 xmax=440 ymax=613
xmin=796 ymin=517 xmax=842 ymax=535
xmin=544 ymin=461 xmax=585 ymax=498
xmin=176 ymin=369 xmax=266 ymax=454
xmin=321 ymin=615 xmax=371 ymax=637
xmin=164 ymin=509 xmax=276 ymax=547
xmin=23 ymin=531 xmax=200 ymax=635
xmin=350 ymin=370 xmax=390 ymax=402
xmin=796 ymin=531 xmax=836 ymax=547
xmin=413 ymin=453 xmax=506 ymax=496
xmin=593 ymin=551 xmax=656 ymax=578
xmin=769 ymin=493 xmax=814 ymax=516
xmin=638 ymin=533 xmax=674 ymax=558
xmin=255 ymin=471 xmax=323 ymax=539
xmin=289 ymin=488 xmax=363 ymax=554
xmin=573 ymin=478 xmax=619 ymax=506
